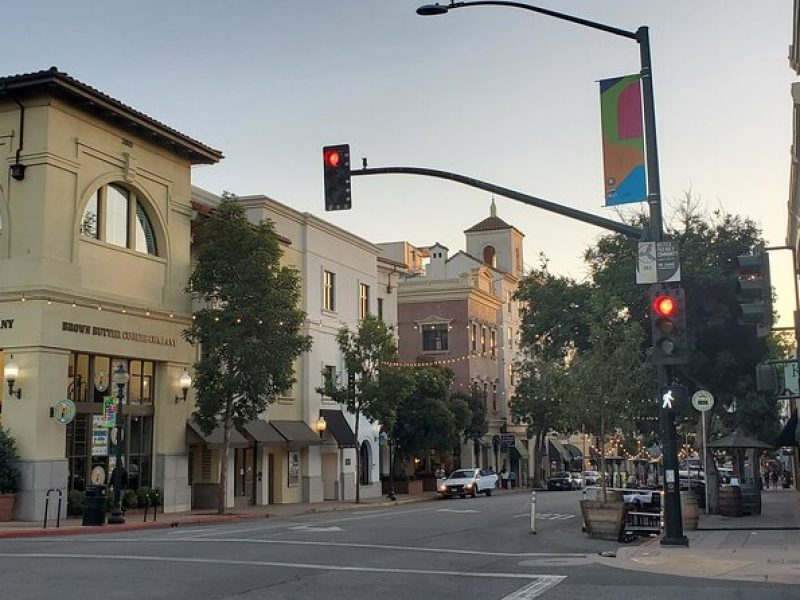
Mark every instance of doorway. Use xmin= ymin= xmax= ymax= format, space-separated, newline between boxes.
xmin=234 ymin=446 xmax=255 ymax=506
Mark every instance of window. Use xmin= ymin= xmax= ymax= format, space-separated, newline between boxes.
xmin=483 ymin=245 xmax=496 ymax=267
xmin=490 ymin=330 xmax=496 ymax=358
xmin=377 ymin=298 xmax=384 ymax=320
xmin=422 ymin=323 xmax=449 ymax=351
xmin=323 ymin=270 xmax=336 ymax=311
xmin=471 ymin=323 xmax=477 ymax=352
xmin=508 ymin=327 xmax=513 ymax=349
xmin=481 ymin=327 xmax=487 ymax=354
xmin=359 ymin=283 xmax=370 ymax=319
xmin=322 ymin=365 xmax=337 ymax=392
xmin=492 ymin=383 xmax=498 ymax=412
xmin=81 ymin=184 xmax=158 ymax=255
xmin=507 ymin=292 xmax=512 ymax=314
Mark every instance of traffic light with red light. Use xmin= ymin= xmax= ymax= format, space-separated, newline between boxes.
xmin=323 ymin=144 xmax=351 ymax=211
xmin=650 ymin=284 xmax=688 ymax=365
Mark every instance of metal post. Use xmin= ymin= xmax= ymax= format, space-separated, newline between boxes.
xmin=56 ymin=490 xmax=62 ymax=528
xmin=108 ymin=366 xmax=127 ymax=525
xmin=702 ymin=411 xmax=709 ymax=515
xmin=660 ymin=367 xmax=687 ymax=546
xmin=530 ymin=490 xmax=537 ymax=534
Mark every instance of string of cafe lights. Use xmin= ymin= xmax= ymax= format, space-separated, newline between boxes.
xmin=14 ymin=292 xmax=185 ymax=323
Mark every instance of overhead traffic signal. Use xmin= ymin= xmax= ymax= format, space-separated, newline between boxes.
xmin=650 ymin=284 xmax=689 ymax=365
xmin=323 ymin=144 xmax=351 ymax=211
xmin=735 ymin=252 xmax=772 ymax=337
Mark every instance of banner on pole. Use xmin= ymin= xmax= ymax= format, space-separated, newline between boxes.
xmin=599 ymin=74 xmax=646 ymax=206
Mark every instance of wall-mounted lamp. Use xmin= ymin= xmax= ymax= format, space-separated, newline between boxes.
xmin=4 ymin=356 xmax=21 ymax=399
xmin=175 ymin=369 xmax=192 ymax=403
xmin=10 ymin=163 xmax=26 ymax=181
xmin=315 ymin=415 xmax=327 ymax=439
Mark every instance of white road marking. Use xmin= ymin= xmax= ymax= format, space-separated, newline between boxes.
xmin=501 ymin=576 xmax=566 ymax=599
xmin=513 ymin=513 xmax=576 ymax=521
xmin=0 ymin=553 xmax=567 ymax=583
xmin=7 ymin=537 xmax=588 ymax=559
xmin=437 ymin=508 xmax=480 ymax=513
xmin=289 ymin=525 xmax=343 ymax=532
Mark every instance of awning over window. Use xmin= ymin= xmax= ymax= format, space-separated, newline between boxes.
xmin=319 ymin=409 xmax=357 ymax=448
xmin=547 ymin=438 xmax=571 ymax=463
xmin=564 ymin=443 xmax=583 ymax=460
xmin=241 ymin=419 xmax=285 ymax=444
xmin=187 ymin=420 xmax=249 ymax=448
xmin=776 ymin=411 xmax=799 ymax=447
xmin=511 ymin=437 xmax=528 ymax=460
xmin=269 ymin=420 xmax=322 ymax=446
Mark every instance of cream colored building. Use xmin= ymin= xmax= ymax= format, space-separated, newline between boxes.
xmin=0 ymin=68 xmax=222 ymax=520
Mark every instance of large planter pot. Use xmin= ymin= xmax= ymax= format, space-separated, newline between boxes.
xmin=580 ymin=499 xmax=625 ymax=541
xmin=0 ymin=493 xmax=16 ymax=522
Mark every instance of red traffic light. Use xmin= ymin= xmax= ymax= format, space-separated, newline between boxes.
xmin=652 ymin=295 xmax=677 ymax=318
xmin=324 ymin=148 xmax=342 ymax=168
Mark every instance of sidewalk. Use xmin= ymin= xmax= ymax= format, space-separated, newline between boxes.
xmin=0 ymin=492 xmax=440 ymax=539
xmin=604 ymin=488 xmax=800 ymax=585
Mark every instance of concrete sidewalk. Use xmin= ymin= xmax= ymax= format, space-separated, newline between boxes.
xmin=603 ymin=488 xmax=800 ymax=585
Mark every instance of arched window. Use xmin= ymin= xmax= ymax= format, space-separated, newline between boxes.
xmin=360 ymin=441 xmax=371 ymax=485
xmin=483 ymin=245 xmax=496 ymax=268
xmin=81 ymin=184 xmax=158 ymax=256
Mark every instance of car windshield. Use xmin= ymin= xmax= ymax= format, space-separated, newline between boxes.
xmin=450 ymin=470 xmax=474 ymax=478
xmin=552 ymin=472 xmax=569 ymax=477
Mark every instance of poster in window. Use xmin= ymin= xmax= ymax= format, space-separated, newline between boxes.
xmin=288 ymin=451 xmax=300 ymax=487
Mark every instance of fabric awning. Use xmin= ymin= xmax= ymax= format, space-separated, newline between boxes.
xmin=319 ymin=409 xmax=357 ymax=448
xmin=776 ymin=411 xmax=799 ymax=447
xmin=511 ymin=437 xmax=528 ymax=459
xmin=548 ymin=438 xmax=571 ymax=463
xmin=564 ymin=444 xmax=583 ymax=460
xmin=187 ymin=420 xmax=249 ymax=448
xmin=241 ymin=419 xmax=285 ymax=444
xmin=269 ymin=420 xmax=322 ymax=446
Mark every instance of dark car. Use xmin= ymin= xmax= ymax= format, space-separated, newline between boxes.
xmin=547 ymin=471 xmax=573 ymax=491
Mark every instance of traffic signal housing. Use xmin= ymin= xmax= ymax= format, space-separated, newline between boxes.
xmin=736 ymin=252 xmax=772 ymax=337
xmin=323 ymin=144 xmax=351 ymax=211
xmin=650 ymin=284 xmax=689 ymax=365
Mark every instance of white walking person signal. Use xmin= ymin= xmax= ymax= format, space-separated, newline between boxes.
xmin=662 ymin=389 xmax=674 ymax=409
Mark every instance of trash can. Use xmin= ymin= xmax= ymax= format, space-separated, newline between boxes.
xmin=82 ymin=484 xmax=106 ymax=526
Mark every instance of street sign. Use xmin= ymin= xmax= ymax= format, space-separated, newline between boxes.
xmin=691 ymin=390 xmax=714 ymax=412
xmin=91 ymin=415 xmax=109 ymax=457
xmin=637 ymin=241 xmax=681 ymax=284
xmin=501 ymin=434 xmax=516 ymax=447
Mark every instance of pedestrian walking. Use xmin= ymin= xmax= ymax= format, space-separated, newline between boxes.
xmin=500 ymin=468 xmax=509 ymax=490
xmin=770 ymin=468 xmax=779 ymax=489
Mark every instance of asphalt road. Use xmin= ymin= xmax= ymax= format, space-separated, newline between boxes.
xmin=0 ymin=490 xmax=794 ymax=599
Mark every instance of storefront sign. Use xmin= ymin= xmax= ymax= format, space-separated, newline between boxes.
xmin=53 ymin=399 xmax=76 ymax=425
xmin=91 ymin=415 xmax=109 ymax=456
xmin=61 ymin=321 xmax=177 ymax=347
xmin=103 ymin=396 xmax=116 ymax=428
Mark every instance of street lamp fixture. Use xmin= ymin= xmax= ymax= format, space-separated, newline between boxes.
xmin=175 ymin=369 xmax=192 ymax=403
xmin=4 ymin=356 xmax=21 ymax=399
xmin=108 ymin=362 xmax=129 ymax=525
xmin=415 ymin=0 xmax=685 ymax=547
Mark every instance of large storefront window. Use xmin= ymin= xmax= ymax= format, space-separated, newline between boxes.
xmin=81 ymin=183 xmax=159 ymax=256
xmin=66 ymin=352 xmax=155 ymax=491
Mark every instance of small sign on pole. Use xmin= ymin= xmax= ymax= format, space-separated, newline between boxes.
xmin=691 ymin=390 xmax=715 ymax=516
xmin=637 ymin=241 xmax=681 ymax=284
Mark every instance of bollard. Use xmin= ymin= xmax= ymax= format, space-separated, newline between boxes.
xmin=581 ymin=488 xmax=587 ymax=532
xmin=530 ymin=490 xmax=537 ymax=534
xmin=43 ymin=489 xmax=63 ymax=529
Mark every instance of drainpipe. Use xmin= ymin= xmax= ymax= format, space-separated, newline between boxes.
xmin=2 ymin=86 xmax=26 ymax=181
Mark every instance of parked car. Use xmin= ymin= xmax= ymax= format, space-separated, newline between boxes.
xmin=547 ymin=471 xmax=574 ymax=491
xmin=583 ymin=470 xmax=602 ymax=486
xmin=569 ymin=472 xmax=584 ymax=489
xmin=438 ymin=468 xmax=498 ymax=498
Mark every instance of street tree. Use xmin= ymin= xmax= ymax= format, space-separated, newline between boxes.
xmin=185 ymin=193 xmax=311 ymax=514
xmin=318 ymin=314 xmax=398 ymax=503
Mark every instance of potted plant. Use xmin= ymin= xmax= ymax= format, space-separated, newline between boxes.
xmin=0 ymin=428 xmax=21 ymax=521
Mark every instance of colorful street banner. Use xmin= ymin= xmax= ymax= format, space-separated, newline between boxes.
xmin=599 ymin=74 xmax=646 ymax=206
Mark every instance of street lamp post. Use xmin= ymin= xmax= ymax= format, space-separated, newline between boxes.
xmin=107 ymin=362 xmax=129 ymax=525
xmin=417 ymin=1 xmax=686 ymax=546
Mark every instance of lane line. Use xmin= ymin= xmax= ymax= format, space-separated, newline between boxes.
xmin=0 ymin=553 xmax=566 ymax=582
xmin=3 ymin=537 xmax=587 ymax=558
xmin=501 ymin=577 xmax=566 ymax=599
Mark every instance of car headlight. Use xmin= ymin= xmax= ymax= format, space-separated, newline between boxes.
xmin=438 ymin=484 xmax=447 ymax=491
xmin=466 ymin=482 xmax=474 ymax=489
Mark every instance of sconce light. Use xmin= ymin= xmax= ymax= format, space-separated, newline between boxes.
xmin=315 ymin=415 xmax=327 ymax=439
xmin=175 ymin=369 xmax=192 ymax=403
xmin=10 ymin=163 xmax=26 ymax=181
xmin=4 ymin=356 xmax=21 ymax=399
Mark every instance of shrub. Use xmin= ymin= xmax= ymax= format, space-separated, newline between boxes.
xmin=122 ymin=489 xmax=138 ymax=509
xmin=0 ymin=428 xmax=21 ymax=494
xmin=136 ymin=487 xmax=151 ymax=508
xmin=67 ymin=490 xmax=84 ymax=516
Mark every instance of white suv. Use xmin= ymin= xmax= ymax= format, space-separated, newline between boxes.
xmin=438 ymin=468 xmax=498 ymax=498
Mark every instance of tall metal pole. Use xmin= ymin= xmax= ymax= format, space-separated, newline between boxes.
xmin=108 ymin=364 xmax=128 ymax=525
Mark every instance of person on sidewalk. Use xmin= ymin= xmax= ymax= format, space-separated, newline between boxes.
xmin=500 ymin=467 xmax=509 ymax=490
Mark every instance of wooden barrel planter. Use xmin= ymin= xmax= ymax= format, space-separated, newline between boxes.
xmin=740 ymin=485 xmax=762 ymax=516
xmin=719 ymin=486 xmax=743 ymax=517
xmin=580 ymin=499 xmax=626 ymax=541
xmin=681 ymin=491 xmax=699 ymax=531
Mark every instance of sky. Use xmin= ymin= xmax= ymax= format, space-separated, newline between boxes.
xmin=10 ymin=1 xmax=796 ymax=320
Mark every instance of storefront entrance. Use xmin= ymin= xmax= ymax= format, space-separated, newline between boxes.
xmin=234 ymin=446 xmax=256 ymax=505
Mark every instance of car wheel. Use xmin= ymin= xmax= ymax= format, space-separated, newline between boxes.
xmin=471 ymin=487 xmax=478 ymax=498
xmin=485 ymin=489 xmax=493 ymax=497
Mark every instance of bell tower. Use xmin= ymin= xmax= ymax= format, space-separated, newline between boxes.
xmin=464 ymin=198 xmax=524 ymax=278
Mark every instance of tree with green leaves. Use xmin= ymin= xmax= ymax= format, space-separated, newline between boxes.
xmin=318 ymin=314 xmax=398 ymax=503
xmin=451 ymin=385 xmax=488 ymax=466
xmin=185 ymin=193 xmax=311 ymax=514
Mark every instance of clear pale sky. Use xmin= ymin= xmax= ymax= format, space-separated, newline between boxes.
xmin=11 ymin=1 xmax=795 ymax=319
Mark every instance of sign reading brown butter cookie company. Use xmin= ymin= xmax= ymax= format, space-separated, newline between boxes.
xmin=61 ymin=321 xmax=177 ymax=347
